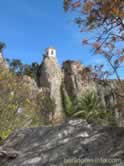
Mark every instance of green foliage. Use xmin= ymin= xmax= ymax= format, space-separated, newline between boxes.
xmin=36 ymin=93 xmax=55 ymax=125
xmin=72 ymin=91 xmax=102 ymax=122
xmin=0 ymin=129 xmax=12 ymax=139
xmin=23 ymin=62 xmax=39 ymax=80
xmin=0 ymin=69 xmax=40 ymax=139
xmin=70 ymin=91 xmax=117 ymax=125
xmin=62 ymin=87 xmax=75 ymax=116
xmin=0 ymin=59 xmax=57 ymax=138
xmin=7 ymin=58 xmax=39 ymax=81
xmin=0 ymin=42 xmax=6 ymax=52
xmin=62 ymin=87 xmax=115 ymax=125
xmin=9 ymin=59 xmax=23 ymax=73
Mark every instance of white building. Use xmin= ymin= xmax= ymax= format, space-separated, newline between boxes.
xmin=45 ymin=47 xmax=56 ymax=58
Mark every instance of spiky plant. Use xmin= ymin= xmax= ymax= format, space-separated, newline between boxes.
xmin=72 ymin=91 xmax=110 ymax=123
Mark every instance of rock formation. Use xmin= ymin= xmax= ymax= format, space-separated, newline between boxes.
xmin=0 ymin=52 xmax=9 ymax=69
xmin=62 ymin=60 xmax=118 ymax=110
xmin=96 ymin=80 xmax=117 ymax=109
xmin=63 ymin=60 xmax=97 ymax=100
xmin=0 ymin=47 xmax=121 ymax=126
xmin=37 ymin=48 xmax=64 ymax=124
xmin=37 ymin=48 xmax=121 ymax=125
xmin=0 ymin=48 xmax=124 ymax=165
xmin=23 ymin=75 xmax=39 ymax=99
xmin=0 ymin=119 xmax=124 ymax=166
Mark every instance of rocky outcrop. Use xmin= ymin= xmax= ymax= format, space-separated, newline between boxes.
xmin=63 ymin=60 xmax=96 ymax=100
xmin=0 ymin=119 xmax=124 ymax=166
xmin=0 ymin=52 xmax=9 ymax=69
xmin=96 ymin=80 xmax=117 ymax=109
xmin=23 ymin=75 xmax=39 ymax=99
xmin=38 ymin=55 xmax=64 ymax=124
xmin=62 ymin=60 xmax=118 ymax=112
xmin=37 ymin=51 xmax=121 ymax=125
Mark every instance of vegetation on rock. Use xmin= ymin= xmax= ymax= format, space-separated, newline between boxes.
xmin=0 ymin=67 xmax=55 ymax=138
xmin=74 ymin=91 xmax=116 ymax=125
xmin=36 ymin=92 xmax=55 ymax=125
xmin=6 ymin=58 xmax=39 ymax=81
xmin=0 ymin=40 xmax=122 ymax=139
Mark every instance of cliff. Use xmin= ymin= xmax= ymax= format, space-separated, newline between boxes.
xmin=0 ymin=48 xmax=124 ymax=165
xmin=62 ymin=60 xmax=97 ymax=100
xmin=37 ymin=50 xmax=119 ymax=125
xmin=0 ymin=47 xmax=120 ymax=126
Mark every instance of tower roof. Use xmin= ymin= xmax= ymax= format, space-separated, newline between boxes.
xmin=46 ymin=47 xmax=56 ymax=50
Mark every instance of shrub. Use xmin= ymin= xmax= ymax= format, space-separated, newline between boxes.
xmin=0 ymin=69 xmax=39 ymax=139
xmin=72 ymin=91 xmax=117 ymax=125
xmin=62 ymin=86 xmax=75 ymax=116
xmin=36 ymin=93 xmax=55 ymax=125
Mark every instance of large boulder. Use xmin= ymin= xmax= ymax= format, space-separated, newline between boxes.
xmin=0 ymin=119 xmax=124 ymax=166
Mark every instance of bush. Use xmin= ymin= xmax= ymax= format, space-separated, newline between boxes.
xmin=36 ymin=93 xmax=55 ymax=125
xmin=62 ymin=85 xmax=77 ymax=117
xmin=0 ymin=69 xmax=40 ymax=139
xmin=71 ymin=91 xmax=117 ymax=125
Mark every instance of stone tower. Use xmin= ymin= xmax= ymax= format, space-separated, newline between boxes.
xmin=38 ymin=47 xmax=64 ymax=124
xmin=45 ymin=47 xmax=56 ymax=58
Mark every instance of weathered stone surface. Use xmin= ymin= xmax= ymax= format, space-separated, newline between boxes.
xmin=0 ymin=119 xmax=124 ymax=166
xmin=37 ymin=54 xmax=121 ymax=125
xmin=0 ymin=52 xmax=9 ymax=69
xmin=38 ymin=55 xmax=64 ymax=124
xmin=23 ymin=75 xmax=39 ymax=99
xmin=62 ymin=60 xmax=118 ymax=111
xmin=63 ymin=60 xmax=90 ymax=99
xmin=96 ymin=80 xmax=117 ymax=109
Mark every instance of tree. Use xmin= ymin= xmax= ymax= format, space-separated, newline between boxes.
xmin=9 ymin=59 xmax=23 ymax=74
xmin=64 ymin=0 xmax=124 ymax=93
xmin=30 ymin=62 xmax=39 ymax=80
xmin=0 ymin=42 xmax=6 ymax=53
xmin=23 ymin=62 xmax=39 ymax=80
xmin=7 ymin=58 xmax=39 ymax=80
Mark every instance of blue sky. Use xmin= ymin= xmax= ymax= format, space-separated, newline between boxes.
xmin=0 ymin=0 xmax=107 ymax=67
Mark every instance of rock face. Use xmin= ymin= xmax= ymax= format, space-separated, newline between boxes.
xmin=96 ymin=80 xmax=117 ymax=109
xmin=63 ymin=61 xmax=121 ymax=124
xmin=62 ymin=60 xmax=118 ymax=110
xmin=37 ymin=48 xmax=120 ymax=125
xmin=0 ymin=119 xmax=124 ymax=166
xmin=23 ymin=75 xmax=39 ymax=99
xmin=38 ymin=52 xmax=64 ymax=124
xmin=0 ymin=52 xmax=9 ymax=69
xmin=63 ymin=60 xmax=97 ymax=100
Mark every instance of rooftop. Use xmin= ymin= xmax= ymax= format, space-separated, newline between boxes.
xmin=46 ymin=47 xmax=56 ymax=50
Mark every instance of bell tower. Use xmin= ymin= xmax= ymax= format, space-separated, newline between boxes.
xmin=45 ymin=47 xmax=56 ymax=58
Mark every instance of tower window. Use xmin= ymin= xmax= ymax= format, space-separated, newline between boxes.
xmin=51 ymin=50 xmax=54 ymax=55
